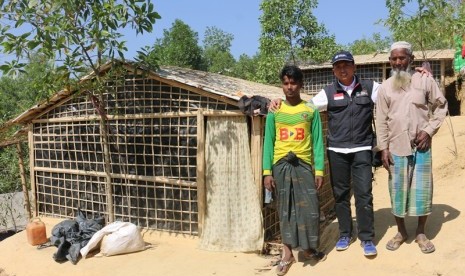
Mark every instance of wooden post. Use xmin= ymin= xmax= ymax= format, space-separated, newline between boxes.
xmin=382 ymin=63 xmax=387 ymax=81
xmin=16 ymin=142 xmax=32 ymax=220
xmin=250 ymin=116 xmax=264 ymax=204
xmin=196 ymin=109 xmax=206 ymax=235
xmin=440 ymin=60 xmax=446 ymax=94
xmin=100 ymin=117 xmax=114 ymax=223
xmin=28 ymin=125 xmax=37 ymax=217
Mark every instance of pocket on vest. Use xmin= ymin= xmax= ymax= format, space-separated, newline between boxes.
xmin=354 ymin=95 xmax=371 ymax=105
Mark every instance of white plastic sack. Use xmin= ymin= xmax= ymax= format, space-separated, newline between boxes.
xmin=80 ymin=221 xmax=146 ymax=258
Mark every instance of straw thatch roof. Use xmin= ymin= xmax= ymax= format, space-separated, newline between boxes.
xmin=155 ymin=66 xmax=285 ymax=100
xmin=300 ymin=49 xmax=454 ymax=70
xmin=8 ymin=61 xmax=293 ymax=126
xmin=0 ymin=61 xmax=298 ymax=146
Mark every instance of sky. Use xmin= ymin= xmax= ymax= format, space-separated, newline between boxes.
xmin=0 ymin=1 xmax=418 ymax=63
xmin=122 ymin=0 xmax=418 ymax=60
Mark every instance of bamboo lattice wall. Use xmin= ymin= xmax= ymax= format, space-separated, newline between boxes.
xmin=29 ymin=68 xmax=337 ymax=240
xmin=302 ymin=60 xmax=444 ymax=96
xmin=31 ymin=73 xmax=237 ymax=235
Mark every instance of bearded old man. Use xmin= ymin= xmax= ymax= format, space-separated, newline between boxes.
xmin=375 ymin=41 xmax=448 ymax=253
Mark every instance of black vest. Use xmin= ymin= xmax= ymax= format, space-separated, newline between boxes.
xmin=324 ymin=76 xmax=374 ymax=148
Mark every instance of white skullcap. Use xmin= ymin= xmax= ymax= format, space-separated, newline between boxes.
xmin=390 ymin=41 xmax=412 ymax=53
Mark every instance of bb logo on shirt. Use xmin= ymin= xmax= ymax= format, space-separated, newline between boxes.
xmin=279 ymin=127 xmax=305 ymax=141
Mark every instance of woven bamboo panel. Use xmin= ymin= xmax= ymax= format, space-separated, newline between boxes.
xmin=32 ymin=72 xmax=237 ymax=235
xmin=111 ymin=178 xmax=198 ymax=234
xmin=35 ymin=171 xmax=107 ymax=217
xmin=302 ymin=61 xmax=443 ymax=96
xmin=34 ymin=121 xmax=104 ymax=171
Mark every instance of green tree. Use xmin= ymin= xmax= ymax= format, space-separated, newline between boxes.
xmin=0 ymin=55 xmax=61 ymax=123
xmin=143 ymin=19 xmax=203 ymax=70
xmin=0 ymin=55 xmax=64 ymax=194
xmin=383 ymin=0 xmax=465 ymax=54
xmin=202 ymin=26 xmax=236 ymax=75
xmin=257 ymin=0 xmax=339 ymax=84
xmin=203 ymin=26 xmax=234 ymax=52
xmin=0 ymin=77 xmax=20 ymax=124
xmin=0 ymin=146 xmax=25 ymax=194
xmin=0 ymin=0 xmax=160 ymax=97
xmin=231 ymin=54 xmax=260 ymax=81
xmin=348 ymin=33 xmax=392 ymax=55
xmin=0 ymin=1 xmax=159 ymax=223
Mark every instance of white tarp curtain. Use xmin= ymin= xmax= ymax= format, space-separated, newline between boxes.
xmin=198 ymin=116 xmax=264 ymax=252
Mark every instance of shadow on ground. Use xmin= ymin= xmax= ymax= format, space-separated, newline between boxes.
xmin=373 ymin=203 xmax=460 ymax=243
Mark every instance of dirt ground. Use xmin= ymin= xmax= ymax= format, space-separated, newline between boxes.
xmin=1 ymin=116 xmax=464 ymax=276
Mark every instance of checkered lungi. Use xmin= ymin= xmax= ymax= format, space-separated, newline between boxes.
xmin=389 ymin=149 xmax=433 ymax=217
xmin=273 ymin=152 xmax=320 ymax=250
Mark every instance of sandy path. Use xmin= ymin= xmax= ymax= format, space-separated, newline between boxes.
xmin=1 ymin=116 xmax=464 ymax=276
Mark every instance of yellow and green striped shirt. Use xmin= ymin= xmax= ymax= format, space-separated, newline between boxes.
xmin=263 ymin=100 xmax=324 ymax=176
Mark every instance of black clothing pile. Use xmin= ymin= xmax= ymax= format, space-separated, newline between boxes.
xmin=50 ymin=209 xmax=105 ymax=264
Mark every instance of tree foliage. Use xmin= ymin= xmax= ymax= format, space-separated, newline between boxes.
xmin=231 ymin=54 xmax=260 ymax=81
xmin=0 ymin=0 xmax=160 ymax=96
xmin=0 ymin=1 xmax=159 ymax=198
xmin=0 ymin=146 xmax=26 ymax=194
xmin=202 ymin=26 xmax=236 ymax=75
xmin=257 ymin=0 xmax=338 ymax=84
xmin=203 ymin=26 xmax=234 ymax=52
xmin=0 ymin=55 xmax=62 ymax=124
xmin=348 ymin=33 xmax=392 ymax=55
xmin=142 ymin=19 xmax=203 ymax=70
xmin=0 ymin=55 xmax=62 ymax=193
xmin=383 ymin=0 xmax=465 ymax=55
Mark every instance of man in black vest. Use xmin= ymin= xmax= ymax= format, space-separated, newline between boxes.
xmin=312 ymin=50 xmax=378 ymax=256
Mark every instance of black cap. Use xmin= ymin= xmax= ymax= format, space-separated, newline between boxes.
xmin=331 ymin=51 xmax=354 ymax=64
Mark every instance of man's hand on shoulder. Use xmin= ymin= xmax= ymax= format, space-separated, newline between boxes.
xmin=269 ymin=98 xmax=283 ymax=113
xmin=415 ymin=61 xmax=433 ymax=77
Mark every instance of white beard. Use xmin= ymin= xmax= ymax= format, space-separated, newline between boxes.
xmin=391 ymin=68 xmax=412 ymax=90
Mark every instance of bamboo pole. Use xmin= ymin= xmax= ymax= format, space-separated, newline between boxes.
xmin=31 ymin=110 xmax=244 ymax=123
xmin=27 ymin=125 xmax=37 ymax=217
xmin=101 ymin=121 xmax=114 ymax=222
xmin=0 ymin=138 xmax=27 ymax=148
xmin=250 ymin=116 xmax=264 ymax=203
xmin=33 ymin=167 xmax=197 ymax=188
xmin=196 ymin=109 xmax=206 ymax=235
xmin=440 ymin=60 xmax=446 ymax=94
xmin=16 ymin=142 xmax=32 ymax=220
xmin=382 ymin=63 xmax=387 ymax=80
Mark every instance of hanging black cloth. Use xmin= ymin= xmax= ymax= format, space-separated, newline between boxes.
xmin=238 ymin=95 xmax=270 ymax=116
